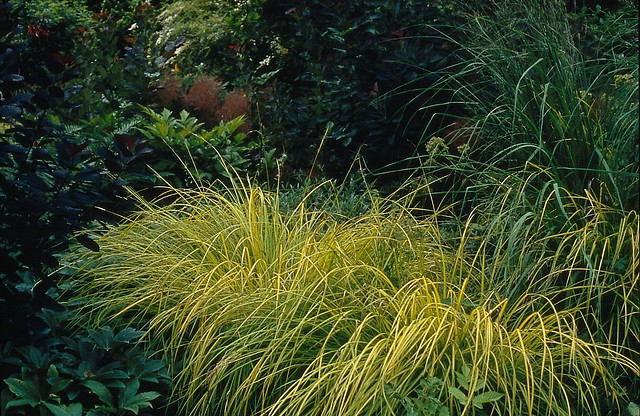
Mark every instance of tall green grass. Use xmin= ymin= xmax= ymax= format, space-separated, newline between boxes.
xmin=379 ymin=0 xmax=639 ymax=389
xmin=385 ymin=0 xmax=638 ymax=211
xmin=459 ymin=166 xmax=639 ymax=390
xmin=64 ymin=178 xmax=638 ymax=415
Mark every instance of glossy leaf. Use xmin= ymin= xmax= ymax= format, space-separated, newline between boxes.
xmin=82 ymin=380 xmax=114 ymax=406
xmin=4 ymin=378 xmax=41 ymax=404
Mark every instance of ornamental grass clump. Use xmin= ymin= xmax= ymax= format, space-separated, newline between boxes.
xmin=458 ymin=165 xmax=639 ymax=355
xmin=65 ymin=179 xmax=638 ymax=415
xmin=390 ymin=0 xmax=638 ymax=211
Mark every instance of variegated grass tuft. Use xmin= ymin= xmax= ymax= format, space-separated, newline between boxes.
xmin=64 ymin=176 xmax=638 ymax=415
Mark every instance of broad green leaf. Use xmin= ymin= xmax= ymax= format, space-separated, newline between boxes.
xmin=4 ymin=378 xmax=41 ymax=403
xmin=472 ymin=391 xmax=504 ymax=409
xmin=420 ymin=377 xmax=443 ymax=391
xmin=121 ymin=391 xmax=161 ymax=414
xmin=90 ymin=327 xmax=115 ymax=350
xmin=454 ymin=371 xmax=469 ymax=391
xmin=438 ymin=406 xmax=450 ymax=416
xmin=66 ymin=403 xmax=83 ymax=416
xmin=5 ymin=398 xmax=34 ymax=409
xmin=113 ymin=328 xmax=145 ymax=344
xmin=47 ymin=364 xmax=59 ymax=379
xmin=46 ymin=364 xmax=73 ymax=395
xmin=82 ymin=380 xmax=114 ymax=406
xmin=44 ymin=402 xmax=83 ymax=416
xmin=95 ymin=368 xmax=129 ymax=380
xmin=27 ymin=346 xmax=50 ymax=368
xmin=68 ymin=390 xmax=81 ymax=401
xmin=448 ymin=387 xmax=467 ymax=406
xmin=49 ymin=377 xmax=73 ymax=395
xmin=119 ymin=378 xmax=140 ymax=409
xmin=142 ymin=360 xmax=167 ymax=374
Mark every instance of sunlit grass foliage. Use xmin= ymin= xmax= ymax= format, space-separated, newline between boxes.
xmin=64 ymin=177 xmax=638 ymax=415
xmin=457 ymin=166 xmax=640 ymax=403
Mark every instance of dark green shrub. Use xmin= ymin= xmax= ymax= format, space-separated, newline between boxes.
xmin=12 ymin=0 xmax=92 ymax=58
xmin=69 ymin=18 xmax=153 ymax=118
xmin=1 ymin=309 xmax=172 ymax=416
xmin=254 ymin=0 xmax=461 ymax=178
xmin=87 ymin=0 xmax=151 ymax=32
xmin=275 ymin=172 xmax=376 ymax=218
xmin=0 ymin=0 xmax=145 ymax=346
xmin=1 ymin=7 xmax=171 ymax=414
xmin=151 ymin=0 xmax=267 ymax=81
xmin=11 ymin=0 xmax=161 ymax=125
xmin=568 ymin=1 xmax=636 ymax=63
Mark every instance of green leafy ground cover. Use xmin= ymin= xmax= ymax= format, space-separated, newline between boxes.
xmin=1 ymin=0 xmax=638 ymax=415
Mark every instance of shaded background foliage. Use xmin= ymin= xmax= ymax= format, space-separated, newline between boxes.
xmin=0 ymin=0 xmax=160 ymax=347
xmin=0 ymin=0 xmax=109 ymax=345
xmin=257 ymin=0 xmax=464 ymax=177
xmin=1 ymin=2 xmax=173 ymax=413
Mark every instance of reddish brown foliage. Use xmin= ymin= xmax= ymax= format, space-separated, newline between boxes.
xmin=154 ymin=74 xmax=251 ymax=130
xmin=216 ymin=89 xmax=251 ymax=131
xmin=155 ymin=75 xmax=184 ymax=109
xmin=184 ymin=76 xmax=222 ymax=123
